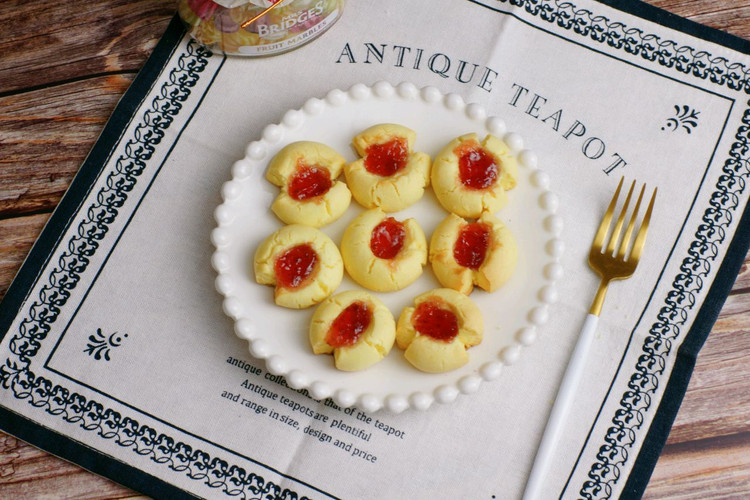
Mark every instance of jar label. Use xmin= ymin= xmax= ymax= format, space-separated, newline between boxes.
xmin=237 ymin=8 xmax=340 ymax=56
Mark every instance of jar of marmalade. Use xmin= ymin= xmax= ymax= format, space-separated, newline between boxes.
xmin=178 ymin=0 xmax=345 ymax=56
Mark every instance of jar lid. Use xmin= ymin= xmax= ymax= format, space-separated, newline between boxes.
xmin=212 ymin=0 xmax=293 ymax=9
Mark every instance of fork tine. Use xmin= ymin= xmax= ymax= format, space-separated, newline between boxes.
xmin=605 ymin=180 xmax=636 ymax=255
xmin=617 ymin=184 xmax=646 ymax=260
xmin=629 ymin=187 xmax=657 ymax=263
xmin=593 ymin=177 xmax=624 ymax=251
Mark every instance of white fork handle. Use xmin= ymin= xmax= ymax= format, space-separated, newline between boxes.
xmin=522 ymin=313 xmax=599 ymax=500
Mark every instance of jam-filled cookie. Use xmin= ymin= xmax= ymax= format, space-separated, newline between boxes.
xmin=309 ymin=290 xmax=396 ymax=371
xmin=340 ymin=208 xmax=427 ymax=292
xmin=254 ymin=225 xmax=343 ymax=309
xmin=431 ymin=133 xmax=518 ymax=218
xmin=396 ymin=289 xmax=483 ymax=373
xmin=266 ymin=141 xmax=351 ymax=228
xmin=344 ymin=124 xmax=431 ymax=212
xmin=430 ymin=212 xmax=518 ymax=295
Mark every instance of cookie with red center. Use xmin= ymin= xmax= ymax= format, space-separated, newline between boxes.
xmin=309 ymin=291 xmax=396 ymax=371
xmin=431 ymin=133 xmax=518 ymax=218
xmin=344 ymin=124 xmax=431 ymax=212
xmin=396 ymin=289 xmax=483 ymax=373
xmin=340 ymin=208 xmax=427 ymax=292
xmin=430 ymin=212 xmax=518 ymax=294
xmin=266 ymin=141 xmax=351 ymax=228
xmin=254 ymin=225 xmax=343 ymax=309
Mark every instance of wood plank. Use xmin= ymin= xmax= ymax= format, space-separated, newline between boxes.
xmin=649 ymin=0 xmax=750 ymax=40
xmin=0 ymin=213 xmax=49 ymax=301
xmin=0 ymin=433 xmax=143 ymax=499
xmin=0 ymin=75 xmax=134 ymax=218
xmin=0 ymin=0 xmax=173 ymax=95
xmin=730 ymin=253 xmax=750 ymax=291
xmin=643 ymin=432 xmax=750 ymax=499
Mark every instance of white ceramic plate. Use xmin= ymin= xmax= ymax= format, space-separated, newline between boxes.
xmin=212 ymin=81 xmax=563 ymax=413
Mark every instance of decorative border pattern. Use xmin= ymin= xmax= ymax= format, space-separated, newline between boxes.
xmin=489 ymin=0 xmax=750 ymax=93
xmin=0 ymin=1 xmax=748 ymax=499
xmin=0 ymin=39 xmax=308 ymax=500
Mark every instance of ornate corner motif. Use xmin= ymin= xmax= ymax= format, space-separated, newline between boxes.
xmin=662 ymin=105 xmax=700 ymax=133
xmin=84 ymin=329 xmax=128 ymax=361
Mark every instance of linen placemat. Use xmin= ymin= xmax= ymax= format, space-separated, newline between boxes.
xmin=1 ymin=1 xmax=749 ymax=498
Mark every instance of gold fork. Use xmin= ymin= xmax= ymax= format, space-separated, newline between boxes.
xmin=523 ymin=177 xmax=657 ymax=500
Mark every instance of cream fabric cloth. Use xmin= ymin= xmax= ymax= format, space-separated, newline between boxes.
xmin=1 ymin=1 xmax=749 ymax=498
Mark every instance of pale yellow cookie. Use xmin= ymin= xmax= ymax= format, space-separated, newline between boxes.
xmin=340 ymin=208 xmax=427 ymax=292
xmin=254 ymin=225 xmax=343 ymax=309
xmin=430 ymin=212 xmax=518 ymax=295
xmin=431 ymin=133 xmax=518 ymax=218
xmin=396 ymin=289 xmax=483 ymax=373
xmin=344 ymin=124 xmax=430 ymax=212
xmin=266 ymin=141 xmax=351 ymax=228
xmin=309 ymin=290 xmax=396 ymax=371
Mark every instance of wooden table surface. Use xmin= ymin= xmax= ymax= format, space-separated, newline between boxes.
xmin=1 ymin=0 xmax=748 ymax=498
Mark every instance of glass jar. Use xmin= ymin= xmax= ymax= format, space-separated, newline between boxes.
xmin=178 ymin=0 xmax=345 ymax=56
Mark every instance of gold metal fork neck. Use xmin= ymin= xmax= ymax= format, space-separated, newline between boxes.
xmin=589 ymin=280 xmax=609 ymax=316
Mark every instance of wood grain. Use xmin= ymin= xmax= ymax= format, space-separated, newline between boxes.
xmin=0 ymin=76 xmax=135 ymax=217
xmin=648 ymin=0 xmax=750 ymax=40
xmin=0 ymin=214 xmax=49 ymax=299
xmin=0 ymin=0 xmax=748 ymax=498
xmin=644 ymin=432 xmax=750 ymax=500
xmin=732 ymin=256 xmax=750 ymax=290
xmin=0 ymin=434 xmax=147 ymax=500
xmin=0 ymin=0 xmax=174 ymax=95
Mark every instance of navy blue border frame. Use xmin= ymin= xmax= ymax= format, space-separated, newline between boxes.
xmin=0 ymin=2 xmax=748 ymax=499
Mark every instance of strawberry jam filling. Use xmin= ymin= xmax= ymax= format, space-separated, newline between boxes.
xmin=274 ymin=244 xmax=318 ymax=289
xmin=454 ymin=222 xmax=491 ymax=270
xmin=326 ymin=301 xmax=372 ymax=347
xmin=370 ymin=217 xmax=406 ymax=259
xmin=364 ymin=137 xmax=409 ymax=176
xmin=412 ymin=300 xmax=459 ymax=342
xmin=456 ymin=143 xmax=498 ymax=190
xmin=288 ymin=164 xmax=332 ymax=201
